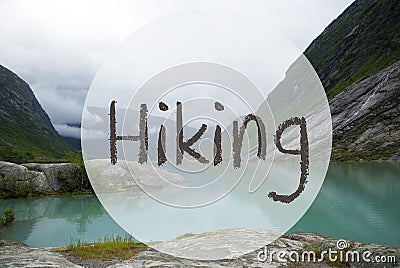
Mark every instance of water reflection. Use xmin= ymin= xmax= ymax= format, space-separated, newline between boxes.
xmin=0 ymin=195 xmax=127 ymax=247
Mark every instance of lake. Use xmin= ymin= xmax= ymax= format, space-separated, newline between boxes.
xmin=0 ymin=162 xmax=399 ymax=248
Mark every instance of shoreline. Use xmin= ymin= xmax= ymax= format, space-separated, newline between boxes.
xmin=0 ymin=160 xmax=398 ymax=200
xmin=1 ymin=232 xmax=399 ymax=268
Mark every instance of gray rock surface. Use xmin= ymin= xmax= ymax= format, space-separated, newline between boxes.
xmin=112 ymin=232 xmax=400 ymax=268
xmin=329 ymin=60 xmax=400 ymax=161
xmin=0 ymin=161 xmax=79 ymax=192
xmin=148 ymin=229 xmax=281 ymax=260
xmin=0 ymin=240 xmax=81 ymax=268
xmin=1 ymin=232 xmax=398 ymax=268
xmin=85 ymin=159 xmax=187 ymax=194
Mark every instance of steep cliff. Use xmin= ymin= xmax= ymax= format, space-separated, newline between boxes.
xmin=304 ymin=0 xmax=400 ymax=161
xmin=305 ymin=0 xmax=400 ymax=99
xmin=0 ymin=65 xmax=73 ymax=162
xmin=330 ymin=60 xmax=400 ymax=161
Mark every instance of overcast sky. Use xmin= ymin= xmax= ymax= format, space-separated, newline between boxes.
xmin=0 ymin=0 xmax=354 ymax=138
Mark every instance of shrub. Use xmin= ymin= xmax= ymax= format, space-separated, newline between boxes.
xmin=4 ymin=208 xmax=15 ymax=225
xmin=62 ymin=151 xmax=92 ymax=193
xmin=0 ymin=174 xmax=34 ymax=198
xmin=0 ymin=208 xmax=15 ymax=227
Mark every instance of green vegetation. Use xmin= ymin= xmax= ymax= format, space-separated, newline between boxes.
xmin=60 ymin=151 xmax=92 ymax=194
xmin=332 ymin=129 xmax=399 ymax=161
xmin=0 ymin=151 xmax=93 ymax=198
xmin=0 ymin=208 xmax=15 ymax=227
xmin=327 ymin=49 xmax=400 ymax=99
xmin=58 ymin=236 xmax=147 ymax=260
xmin=296 ymin=246 xmax=349 ymax=267
xmin=0 ymin=174 xmax=34 ymax=198
xmin=0 ymin=117 xmax=73 ymax=164
xmin=0 ymin=64 xmax=74 ymax=164
xmin=305 ymin=0 xmax=400 ymax=99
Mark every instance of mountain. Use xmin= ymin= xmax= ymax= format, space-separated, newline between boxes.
xmin=304 ymin=0 xmax=400 ymax=161
xmin=0 ymin=65 xmax=73 ymax=163
xmin=62 ymin=137 xmax=81 ymax=150
xmin=305 ymin=0 xmax=400 ymax=99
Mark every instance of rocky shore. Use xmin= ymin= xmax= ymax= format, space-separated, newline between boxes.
xmin=0 ymin=232 xmax=399 ymax=268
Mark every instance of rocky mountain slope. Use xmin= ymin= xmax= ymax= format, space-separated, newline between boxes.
xmin=305 ymin=0 xmax=400 ymax=99
xmin=305 ymin=0 xmax=400 ymax=161
xmin=330 ymin=60 xmax=400 ymax=161
xmin=0 ymin=65 xmax=73 ymax=163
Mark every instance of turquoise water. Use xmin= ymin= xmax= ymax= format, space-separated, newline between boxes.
xmin=291 ymin=162 xmax=400 ymax=247
xmin=0 ymin=162 xmax=399 ymax=248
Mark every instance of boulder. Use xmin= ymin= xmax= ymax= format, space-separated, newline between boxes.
xmin=21 ymin=163 xmax=79 ymax=192
xmin=0 ymin=161 xmax=79 ymax=193
xmin=0 ymin=240 xmax=82 ymax=268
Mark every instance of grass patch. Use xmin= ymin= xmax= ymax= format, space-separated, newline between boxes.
xmin=58 ymin=236 xmax=147 ymax=261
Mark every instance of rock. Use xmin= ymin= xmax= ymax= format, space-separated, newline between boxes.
xmin=329 ymin=60 xmax=400 ymax=161
xmin=22 ymin=163 xmax=79 ymax=192
xmin=85 ymin=159 xmax=187 ymax=194
xmin=147 ymin=228 xmax=282 ymax=260
xmin=0 ymin=161 xmax=33 ymax=179
xmin=1 ymin=232 xmax=399 ymax=267
xmin=0 ymin=161 xmax=79 ymax=193
xmin=299 ymin=233 xmax=400 ymax=268
xmin=108 ymin=232 xmax=400 ymax=268
xmin=0 ymin=240 xmax=82 ymax=268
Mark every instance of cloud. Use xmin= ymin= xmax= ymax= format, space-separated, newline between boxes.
xmin=0 ymin=0 xmax=354 ymax=137
xmin=0 ymin=0 xmax=173 ymax=127
xmin=54 ymin=124 xmax=81 ymax=139
xmin=32 ymin=82 xmax=86 ymax=124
